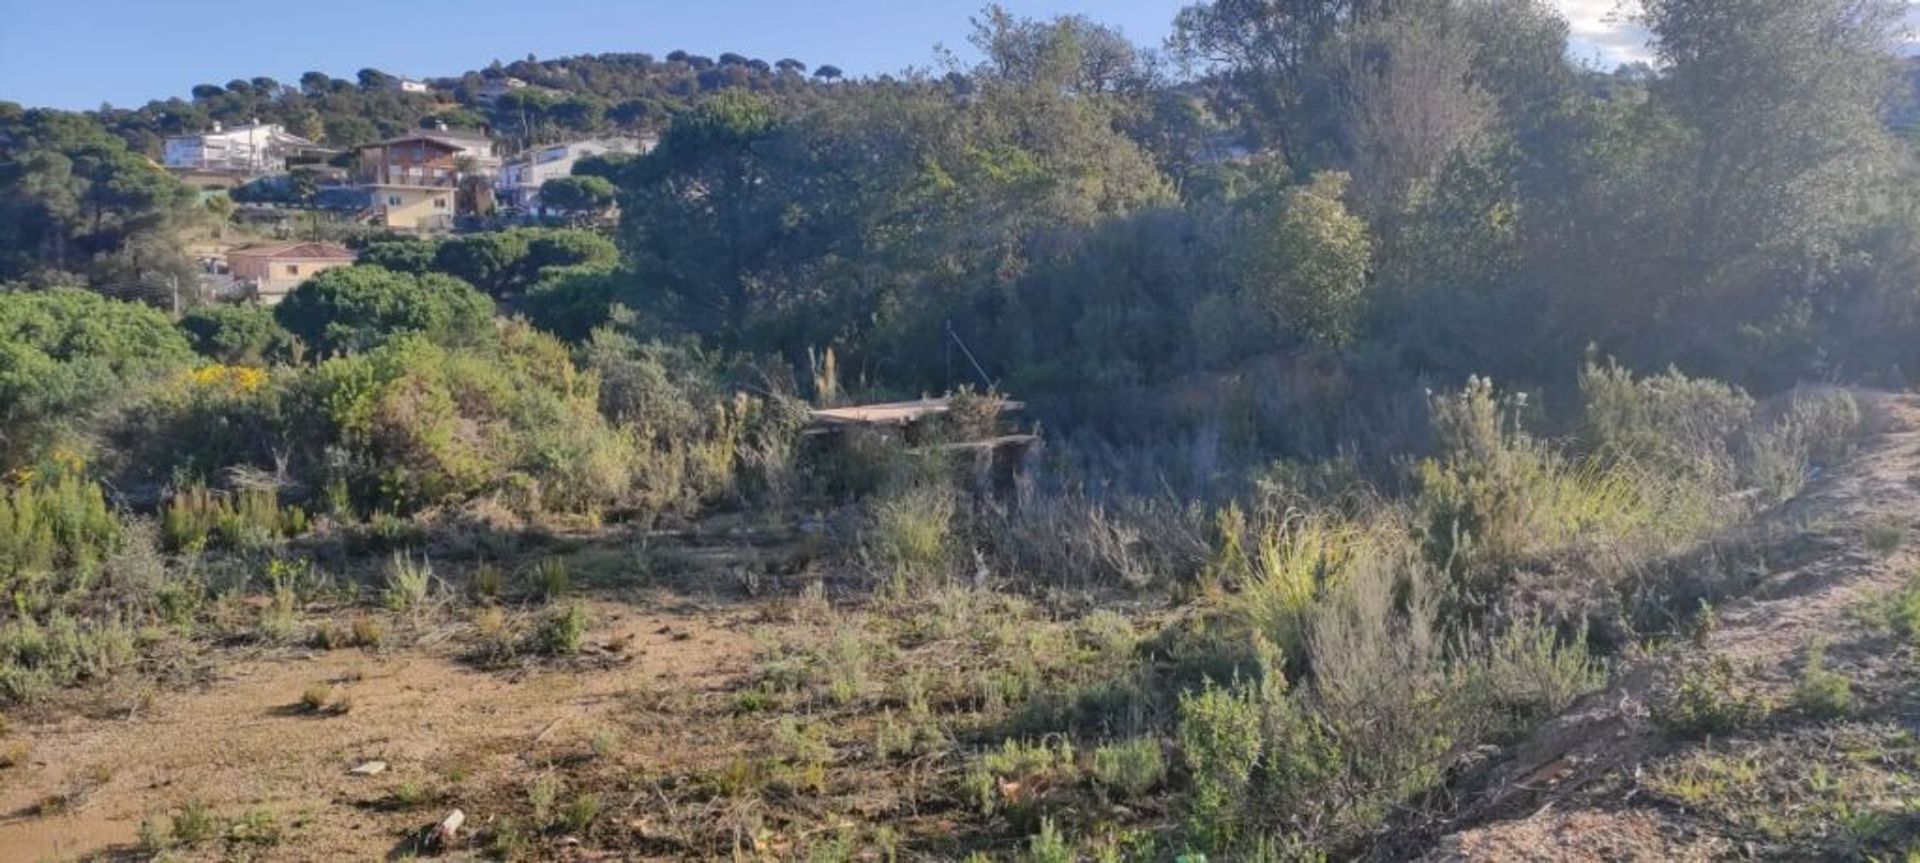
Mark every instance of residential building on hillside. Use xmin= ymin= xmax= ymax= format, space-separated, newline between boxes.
xmin=497 ymin=135 xmax=656 ymax=212
xmin=388 ymin=77 xmax=432 ymax=94
xmin=163 ymin=123 xmax=328 ymax=174
xmin=421 ymin=125 xmax=501 ymax=176
xmin=226 ymin=242 xmax=356 ymax=304
xmin=355 ymin=134 xmax=463 ymax=232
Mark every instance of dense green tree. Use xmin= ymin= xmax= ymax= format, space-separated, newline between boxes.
xmin=540 ymin=175 xmax=618 ymax=215
xmin=274 ymin=265 xmax=495 ymax=357
xmin=0 ymin=106 xmax=196 ymax=286
xmin=178 ymin=304 xmax=294 ymax=365
xmin=0 ymin=288 xmax=195 ymax=464
xmin=1242 ymin=172 xmax=1373 ymax=347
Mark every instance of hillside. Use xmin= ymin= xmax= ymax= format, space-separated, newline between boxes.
xmin=1425 ymin=391 xmax=1920 ymax=860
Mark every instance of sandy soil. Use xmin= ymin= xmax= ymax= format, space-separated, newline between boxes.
xmin=0 ymin=600 xmax=753 ymax=861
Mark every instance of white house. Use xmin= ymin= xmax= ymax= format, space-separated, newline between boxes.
xmin=416 ymin=124 xmax=501 ymax=177
xmin=497 ymin=136 xmax=656 ymax=212
xmin=389 ymin=77 xmax=432 ymax=94
xmin=163 ymin=123 xmax=324 ymax=174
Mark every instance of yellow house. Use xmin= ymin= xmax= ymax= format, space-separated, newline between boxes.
xmin=226 ymin=242 xmax=357 ymax=305
xmin=365 ymin=185 xmax=455 ymax=232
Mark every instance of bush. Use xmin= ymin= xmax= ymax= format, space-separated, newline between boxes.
xmin=1793 ymin=642 xmax=1852 ymax=719
xmin=0 ymin=474 xmax=119 ymax=594
xmin=295 ymin=326 xmax=637 ymax=515
xmin=1579 ymin=358 xmax=1754 ymax=486
xmin=864 ymin=485 xmax=956 ymax=589
xmin=177 ymin=305 xmax=294 ymax=365
xmin=1651 ymin=655 xmax=1771 ymax=738
xmin=161 ymin=484 xmax=307 ymax=552
xmin=1416 ymin=377 xmax=1649 ymax=593
xmin=382 ymin=552 xmax=433 ymax=611
xmin=0 ymin=288 xmax=195 ymax=465
xmin=0 ymin=611 xmax=137 ymax=704
xmin=274 ymin=265 xmax=494 ymax=357
xmin=533 ymin=603 xmax=588 ymax=656
xmin=1177 ymin=682 xmax=1262 ymax=849
xmin=1092 ymin=737 xmax=1166 ymax=799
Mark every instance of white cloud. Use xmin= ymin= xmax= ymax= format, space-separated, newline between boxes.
xmin=1552 ymin=0 xmax=1655 ymax=67
xmin=1552 ymin=1 xmax=1920 ymax=67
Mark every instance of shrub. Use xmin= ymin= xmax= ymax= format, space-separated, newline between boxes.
xmin=529 ymin=557 xmax=564 ymax=599
xmin=1651 ymin=655 xmax=1771 ymax=738
xmin=963 ymin=737 xmax=1077 ymax=816
xmin=1177 ymin=682 xmax=1262 ymax=849
xmin=161 ymin=484 xmax=307 ymax=552
xmin=865 ymin=485 xmax=955 ymax=588
xmin=1579 ymin=358 xmax=1753 ymax=486
xmin=0 ymin=474 xmax=119 ymax=593
xmin=382 ymin=552 xmax=433 ymax=611
xmin=177 ymin=305 xmax=293 ymax=365
xmin=1416 ymin=377 xmax=1650 ymax=593
xmin=0 ymin=611 xmax=137 ymax=704
xmin=0 ymin=288 xmax=195 ymax=465
xmin=274 ymin=265 xmax=494 ymax=357
xmin=533 ymin=603 xmax=588 ymax=656
xmin=1092 ymin=737 xmax=1166 ymax=799
xmin=1793 ymin=642 xmax=1852 ymax=719
xmin=1458 ymin=617 xmax=1606 ymax=740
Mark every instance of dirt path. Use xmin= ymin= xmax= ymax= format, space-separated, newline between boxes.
xmin=0 ymin=600 xmax=753 ymax=861
xmin=1425 ymin=391 xmax=1920 ymax=859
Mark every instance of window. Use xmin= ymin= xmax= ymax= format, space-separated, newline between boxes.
xmin=433 ymin=197 xmax=448 ymax=209
xmin=387 ymin=195 xmax=402 ymax=206
xmin=285 ymin=264 xmax=299 ymax=276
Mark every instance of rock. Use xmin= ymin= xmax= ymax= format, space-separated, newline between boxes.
xmin=430 ymin=808 xmax=465 ymax=847
xmin=348 ymin=760 xmax=387 ymax=776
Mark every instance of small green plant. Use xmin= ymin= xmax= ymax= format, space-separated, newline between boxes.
xmin=1177 ymin=682 xmax=1263 ymax=849
xmin=382 ymin=552 xmax=433 ymax=611
xmin=528 ymin=774 xmax=560 ymax=828
xmin=171 ymin=799 xmax=219 ymax=845
xmin=560 ymin=792 xmax=601 ymax=834
xmin=1865 ymin=520 xmax=1906 ymax=556
xmin=471 ymin=564 xmax=504 ymax=601
xmin=533 ymin=604 xmax=587 ymax=656
xmin=1025 ymin=817 xmax=1072 ymax=863
xmin=1793 ymin=642 xmax=1852 ymax=719
xmin=1651 ymin=655 xmax=1771 ymax=738
xmin=530 ymin=558 xmax=569 ymax=602
xmin=1092 ymin=737 xmax=1166 ymax=799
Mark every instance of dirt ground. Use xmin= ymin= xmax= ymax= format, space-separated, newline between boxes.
xmin=0 ymin=599 xmax=755 ymax=861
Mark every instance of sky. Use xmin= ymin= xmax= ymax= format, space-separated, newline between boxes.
xmin=1 ymin=0 xmax=1682 ymax=111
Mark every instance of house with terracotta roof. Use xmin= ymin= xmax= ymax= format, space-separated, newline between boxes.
xmin=226 ymin=242 xmax=357 ymax=305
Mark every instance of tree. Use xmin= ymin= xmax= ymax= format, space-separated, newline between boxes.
xmin=1174 ymin=0 xmax=1392 ymax=168
xmin=274 ymin=265 xmax=495 ymax=356
xmin=1640 ymin=0 xmax=1903 ymax=346
xmin=0 ymin=288 xmax=194 ymax=464
xmin=540 ymin=175 xmax=616 ymax=216
xmin=616 ymin=90 xmax=785 ymax=336
xmin=1242 ymin=172 xmax=1374 ymax=347
xmin=813 ymin=65 xmax=845 ymax=81
xmin=1338 ymin=5 xmax=1496 ymax=226
xmin=178 ymin=304 xmax=293 ymax=365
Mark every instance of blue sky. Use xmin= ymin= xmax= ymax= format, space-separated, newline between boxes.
xmin=1 ymin=0 xmax=1665 ymax=111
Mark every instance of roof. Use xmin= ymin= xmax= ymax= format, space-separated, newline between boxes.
xmin=227 ymin=242 xmax=357 ymax=261
xmin=364 ymin=134 xmax=468 ymax=152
